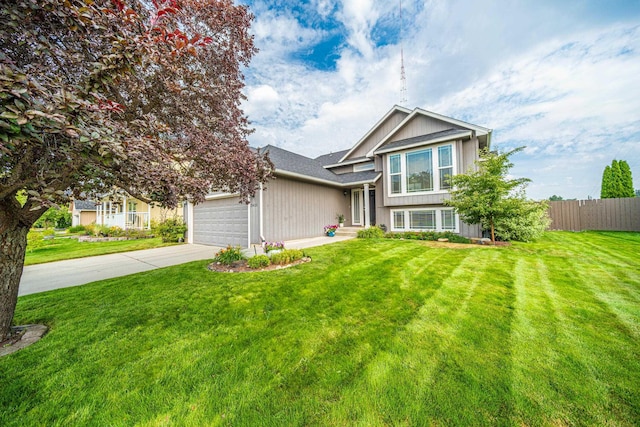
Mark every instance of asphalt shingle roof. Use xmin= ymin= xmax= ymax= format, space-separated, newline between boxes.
xmin=260 ymin=145 xmax=379 ymax=186
xmin=73 ymin=200 xmax=98 ymax=211
xmin=375 ymin=128 xmax=470 ymax=153
xmin=315 ymin=150 xmax=350 ymax=167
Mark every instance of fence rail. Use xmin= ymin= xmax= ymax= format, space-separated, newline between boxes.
xmin=548 ymin=198 xmax=640 ymax=232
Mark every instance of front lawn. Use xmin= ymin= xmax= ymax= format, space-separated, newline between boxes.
xmin=24 ymin=236 xmax=180 ymax=265
xmin=2 ymin=232 xmax=639 ymax=425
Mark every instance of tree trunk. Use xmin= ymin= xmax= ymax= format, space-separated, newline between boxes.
xmin=0 ymin=224 xmax=29 ymax=340
xmin=490 ymin=218 xmax=496 ymax=244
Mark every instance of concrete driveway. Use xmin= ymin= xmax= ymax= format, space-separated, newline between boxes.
xmin=19 ymin=234 xmax=356 ymax=297
xmin=19 ymin=244 xmax=217 ymax=296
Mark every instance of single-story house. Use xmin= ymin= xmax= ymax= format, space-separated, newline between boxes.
xmin=71 ymin=196 xmax=183 ymax=229
xmin=186 ymin=105 xmax=492 ymax=247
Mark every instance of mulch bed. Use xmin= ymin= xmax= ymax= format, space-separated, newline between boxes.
xmin=208 ymin=257 xmax=312 ymax=273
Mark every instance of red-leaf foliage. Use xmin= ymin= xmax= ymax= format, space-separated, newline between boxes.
xmin=0 ymin=0 xmax=271 ymax=219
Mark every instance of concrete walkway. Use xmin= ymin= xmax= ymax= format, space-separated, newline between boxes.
xmin=19 ymin=235 xmax=355 ymax=296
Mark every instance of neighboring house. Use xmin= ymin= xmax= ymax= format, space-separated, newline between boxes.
xmin=187 ymin=105 xmax=492 ymax=247
xmin=71 ymin=195 xmax=183 ymax=229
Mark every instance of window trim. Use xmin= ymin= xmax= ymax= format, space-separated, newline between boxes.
xmin=390 ymin=207 xmax=459 ymax=233
xmin=353 ymin=161 xmax=375 ymax=172
xmin=386 ymin=141 xmax=456 ymax=197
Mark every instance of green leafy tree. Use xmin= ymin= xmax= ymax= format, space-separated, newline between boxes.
xmin=601 ymin=159 xmax=634 ymax=198
xmin=0 ymin=0 xmax=273 ymax=340
xmin=549 ymin=195 xmax=564 ymax=201
xmin=446 ymin=147 xmax=543 ymax=243
xmin=618 ymin=160 xmax=635 ymax=198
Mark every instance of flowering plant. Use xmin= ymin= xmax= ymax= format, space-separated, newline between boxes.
xmin=324 ymin=224 xmax=338 ymax=234
xmin=264 ymin=241 xmax=285 ymax=253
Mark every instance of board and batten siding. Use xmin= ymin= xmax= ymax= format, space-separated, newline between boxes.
xmin=348 ymin=110 xmax=409 ymax=159
xmin=387 ymin=114 xmax=462 ymax=143
xmin=262 ymin=177 xmax=348 ymax=241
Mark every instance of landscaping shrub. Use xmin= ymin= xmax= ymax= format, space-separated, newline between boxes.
xmin=494 ymin=200 xmax=550 ymax=242
xmin=247 ymin=255 xmax=270 ymax=269
xmin=385 ymin=231 xmax=470 ymax=243
xmin=270 ymin=249 xmax=304 ymax=265
xmin=26 ymin=230 xmax=47 ymax=252
xmin=68 ymin=225 xmax=86 ymax=234
xmin=214 ymin=245 xmax=245 ymax=265
xmin=357 ymin=226 xmax=385 ymax=239
xmin=156 ymin=218 xmax=187 ymax=242
xmin=33 ymin=207 xmax=72 ymax=229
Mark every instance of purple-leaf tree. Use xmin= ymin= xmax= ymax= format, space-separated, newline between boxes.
xmin=0 ymin=0 xmax=273 ymax=340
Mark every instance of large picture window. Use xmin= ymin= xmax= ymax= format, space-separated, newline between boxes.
xmin=391 ymin=208 xmax=458 ymax=232
xmin=406 ymin=149 xmax=433 ymax=192
xmin=387 ymin=143 xmax=455 ymax=195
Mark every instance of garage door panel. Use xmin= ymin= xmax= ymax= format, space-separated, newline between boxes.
xmin=193 ymin=198 xmax=248 ymax=247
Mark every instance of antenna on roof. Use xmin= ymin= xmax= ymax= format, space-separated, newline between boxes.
xmin=399 ymin=0 xmax=408 ymax=106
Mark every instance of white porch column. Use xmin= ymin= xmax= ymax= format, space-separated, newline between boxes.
xmin=186 ymin=201 xmax=194 ymax=244
xmin=147 ymin=203 xmax=151 ymax=229
xmin=122 ymin=196 xmax=128 ymax=230
xmin=363 ymin=183 xmax=370 ymax=228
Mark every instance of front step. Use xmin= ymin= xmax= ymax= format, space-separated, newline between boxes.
xmin=335 ymin=226 xmax=361 ymax=237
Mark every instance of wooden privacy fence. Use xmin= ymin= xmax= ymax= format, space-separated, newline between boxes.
xmin=548 ymin=198 xmax=640 ymax=232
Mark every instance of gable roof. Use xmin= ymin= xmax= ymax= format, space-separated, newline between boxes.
xmin=260 ymin=145 xmax=379 ymax=187
xmin=374 ymin=128 xmax=472 ymax=155
xmin=334 ymin=106 xmax=491 ymax=160
xmin=339 ymin=105 xmax=412 ymax=163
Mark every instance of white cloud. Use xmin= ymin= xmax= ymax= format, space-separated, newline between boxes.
xmin=241 ymin=1 xmax=640 ymax=200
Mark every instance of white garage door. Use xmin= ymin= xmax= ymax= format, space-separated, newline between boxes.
xmin=192 ymin=197 xmax=248 ymax=247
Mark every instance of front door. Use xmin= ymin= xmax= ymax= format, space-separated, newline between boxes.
xmin=352 ymin=189 xmax=363 ymax=226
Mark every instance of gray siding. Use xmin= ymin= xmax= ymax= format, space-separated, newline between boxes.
xmin=193 ymin=197 xmax=248 ymax=247
xmin=262 ymin=176 xmax=349 ymax=241
xmin=331 ymin=165 xmax=353 ymax=174
xmin=348 ymin=110 xmax=408 ymax=159
xmin=461 ymin=137 xmax=480 ymax=173
xmin=387 ymin=115 xmax=462 ymax=144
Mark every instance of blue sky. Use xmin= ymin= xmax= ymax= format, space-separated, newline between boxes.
xmin=239 ymin=0 xmax=640 ymax=200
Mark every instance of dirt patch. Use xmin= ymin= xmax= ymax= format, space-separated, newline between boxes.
xmin=420 ymin=240 xmax=511 ymax=249
xmin=208 ymin=257 xmax=312 ymax=273
xmin=0 ymin=324 xmax=48 ymax=357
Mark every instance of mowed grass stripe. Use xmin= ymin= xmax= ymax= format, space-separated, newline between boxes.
xmin=1 ymin=232 xmax=639 ymax=426
xmin=321 ymin=249 xmax=513 ymax=425
xmin=538 ymin=243 xmax=640 ymax=424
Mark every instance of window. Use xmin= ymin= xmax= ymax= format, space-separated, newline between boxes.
xmin=441 ymin=209 xmax=456 ymax=230
xmin=393 ymin=211 xmax=405 ymax=229
xmin=406 ymin=149 xmax=433 ymax=192
xmin=438 ymin=145 xmax=453 ymax=190
xmin=354 ymin=161 xmax=374 ymax=172
xmin=390 ymin=154 xmax=401 ymax=194
xmin=387 ymin=143 xmax=455 ymax=195
xmin=390 ymin=208 xmax=458 ymax=232
xmin=410 ymin=210 xmax=435 ymax=229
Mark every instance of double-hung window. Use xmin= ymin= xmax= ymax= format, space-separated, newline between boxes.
xmin=388 ymin=142 xmax=455 ymax=195
xmin=438 ymin=145 xmax=453 ymax=190
xmin=390 ymin=154 xmax=402 ymax=194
